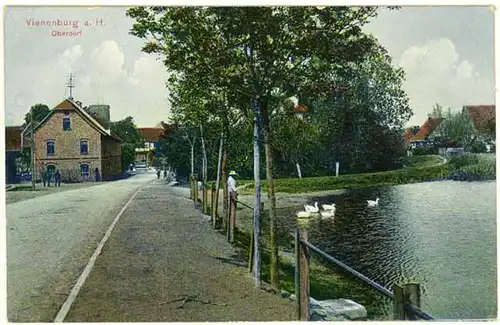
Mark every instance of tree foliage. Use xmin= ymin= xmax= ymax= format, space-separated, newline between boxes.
xmin=24 ymin=103 xmax=50 ymax=126
xmin=110 ymin=116 xmax=143 ymax=170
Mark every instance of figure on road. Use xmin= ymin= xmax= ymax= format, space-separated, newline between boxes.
xmin=95 ymin=167 xmax=101 ymax=182
xmin=54 ymin=169 xmax=61 ymax=187
xmin=228 ymin=170 xmax=238 ymax=197
xmin=163 ymin=169 xmax=167 ymax=179
xmin=47 ymin=169 xmax=53 ymax=187
xmin=42 ymin=168 xmax=48 ymax=187
xmin=157 ymin=169 xmax=161 ymax=179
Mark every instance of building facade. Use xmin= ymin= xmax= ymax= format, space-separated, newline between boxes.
xmin=26 ymin=99 xmax=122 ymax=182
xmin=5 ymin=125 xmax=24 ymax=184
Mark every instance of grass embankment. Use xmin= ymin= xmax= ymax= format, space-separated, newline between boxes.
xmin=237 ymin=155 xmax=447 ymax=194
xmin=236 ymin=154 xmax=495 ymax=195
xmin=230 ymin=227 xmax=389 ymax=320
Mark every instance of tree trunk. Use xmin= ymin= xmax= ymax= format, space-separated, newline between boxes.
xmin=214 ymin=132 xmax=224 ymax=228
xmin=221 ymin=144 xmax=229 ymax=231
xmin=261 ymin=101 xmax=280 ymax=292
xmin=190 ymin=138 xmax=195 ymax=176
xmin=252 ymin=101 xmax=262 ymax=287
xmin=200 ymin=125 xmax=207 ymax=182
xmin=296 ymin=161 xmax=302 ymax=179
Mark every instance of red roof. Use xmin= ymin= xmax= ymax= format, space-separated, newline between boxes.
xmin=138 ymin=127 xmax=165 ymax=141
xmin=412 ymin=117 xmax=445 ymax=140
xmin=464 ymin=105 xmax=495 ymax=134
xmin=5 ymin=126 xmax=23 ymax=151
xmin=293 ymin=104 xmax=309 ymax=113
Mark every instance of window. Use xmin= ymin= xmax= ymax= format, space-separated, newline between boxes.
xmin=63 ymin=117 xmax=71 ymax=130
xmin=80 ymin=139 xmax=89 ymax=155
xmin=47 ymin=140 xmax=55 ymax=156
xmin=81 ymin=164 xmax=89 ymax=176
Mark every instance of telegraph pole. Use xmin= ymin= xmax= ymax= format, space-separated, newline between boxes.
xmin=30 ymin=106 xmax=36 ymax=191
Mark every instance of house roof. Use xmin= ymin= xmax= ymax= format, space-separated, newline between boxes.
xmin=411 ymin=117 xmax=445 ymax=141
xmin=293 ymin=104 xmax=309 ymax=113
xmin=5 ymin=125 xmax=24 ymax=151
xmin=463 ymin=105 xmax=495 ymax=134
xmin=27 ymin=99 xmax=121 ymax=142
xmin=138 ymin=127 xmax=165 ymax=142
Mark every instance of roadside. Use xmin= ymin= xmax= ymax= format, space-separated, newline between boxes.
xmin=5 ymin=182 xmax=103 ymax=205
xmin=6 ymin=172 xmax=154 ymax=322
xmin=64 ymin=180 xmax=296 ymax=322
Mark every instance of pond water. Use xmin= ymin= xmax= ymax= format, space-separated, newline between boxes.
xmin=275 ymin=180 xmax=496 ymax=320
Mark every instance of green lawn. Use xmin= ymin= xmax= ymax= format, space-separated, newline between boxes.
xmin=236 ymin=155 xmax=448 ymax=194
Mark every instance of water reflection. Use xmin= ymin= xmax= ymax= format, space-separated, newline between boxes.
xmin=275 ymin=181 xmax=496 ymax=319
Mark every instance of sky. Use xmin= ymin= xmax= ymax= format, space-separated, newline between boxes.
xmin=3 ymin=5 xmax=496 ymax=128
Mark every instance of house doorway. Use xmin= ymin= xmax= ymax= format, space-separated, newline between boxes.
xmin=46 ymin=164 xmax=56 ymax=174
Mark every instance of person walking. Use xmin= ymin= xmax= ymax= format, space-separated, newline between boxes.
xmin=157 ymin=169 xmax=161 ymax=179
xmin=42 ymin=168 xmax=47 ymax=187
xmin=163 ymin=169 xmax=167 ymax=179
xmin=47 ymin=169 xmax=53 ymax=187
xmin=54 ymin=169 xmax=61 ymax=187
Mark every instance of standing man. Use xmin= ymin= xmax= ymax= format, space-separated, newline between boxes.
xmin=157 ymin=169 xmax=161 ymax=179
xmin=163 ymin=169 xmax=167 ymax=180
xmin=47 ymin=169 xmax=53 ymax=187
xmin=54 ymin=169 xmax=61 ymax=187
xmin=228 ymin=170 xmax=238 ymax=197
xmin=42 ymin=168 xmax=48 ymax=187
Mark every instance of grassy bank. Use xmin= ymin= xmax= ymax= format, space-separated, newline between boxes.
xmin=230 ymin=227 xmax=390 ymax=320
xmin=235 ymin=154 xmax=494 ymax=194
xmin=237 ymin=155 xmax=448 ymax=194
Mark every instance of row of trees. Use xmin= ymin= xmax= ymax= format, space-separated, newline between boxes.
xmin=127 ymin=6 xmax=413 ymax=290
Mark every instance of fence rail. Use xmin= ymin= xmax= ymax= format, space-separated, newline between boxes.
xmin=295 ymin=228 xmax=434 ymax=321
xmin=189 ymin=176 xmax=434 ymax=321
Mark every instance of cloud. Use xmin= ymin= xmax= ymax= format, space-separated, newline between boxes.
xmin=399 ymin=38 xmax=494 ymax=126
xmin=6 ymin=40 xmax=170 ymax=127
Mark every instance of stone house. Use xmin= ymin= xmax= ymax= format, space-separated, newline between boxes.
xmin=23 ymin=98 xmax=122 ymax=182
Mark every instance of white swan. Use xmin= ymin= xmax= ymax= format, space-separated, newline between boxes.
xmin=304 ymin=202 xmax=319 ymax=213
xmin=296 ymin=211 xmax=312 ymax=218
xmin=367 ymin=198 xmax=380 ymax=207
xmin=319 ymin=209 xmax=335 ymax=219
xmin=321 ymin=203 xmax=336 ymax=211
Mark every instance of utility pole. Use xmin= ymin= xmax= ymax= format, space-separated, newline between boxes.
xmin=30 ymin=106 xmax=36 ymax=191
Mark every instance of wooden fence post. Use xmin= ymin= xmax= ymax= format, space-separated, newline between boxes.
xmin=202 ymin=185 xmax=208 ymax=214
xmin=189 ymin=174 xmax=193 ymax=199
xmin=229 ymin=192 xmax=237 ymax=243
xmin=393 ymin=282 xmax=421 ymax=320
xmin=193 ymin=173 xmax=199 ymax=203
xmin=393 ymin=283 xmax=405 ymax=320
xmin=211 ymin=183 xmax=216 ymax=228
xmin=404 ymin=283 xmax=421 ymax=320
xmin=295 ymin=227 xmax=310 ymax=321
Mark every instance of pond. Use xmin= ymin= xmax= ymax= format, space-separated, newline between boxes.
xmin=274 ymin=180 xmax=496 ymax=320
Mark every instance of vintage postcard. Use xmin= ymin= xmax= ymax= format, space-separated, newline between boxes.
xmin=3 ymin=4 xmax=497 ymax=323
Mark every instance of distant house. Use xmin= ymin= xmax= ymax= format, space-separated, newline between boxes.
xmin=5 ymin=125 xmax=25 ymax=184
xmin=22 ymin=98 xmax=122 ymax=182
xmin=403 ymin=117 xmax=445 ymax=149
xmin=135 ymin=125 xmax=166 ymax=166
xmin=463 ymin=105 xmax=495 ymax=137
